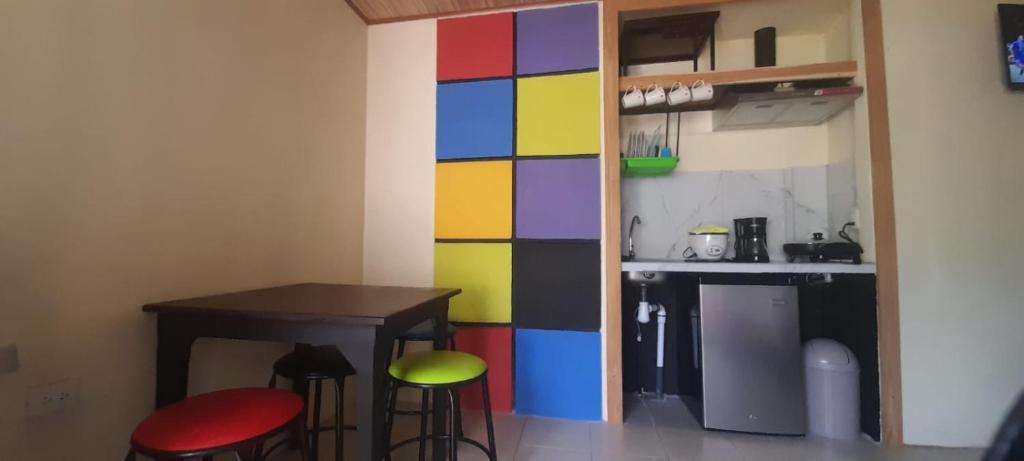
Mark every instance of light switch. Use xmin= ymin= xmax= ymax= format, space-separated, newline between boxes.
xmin=0 ymin=344 xmax=18 ymax=374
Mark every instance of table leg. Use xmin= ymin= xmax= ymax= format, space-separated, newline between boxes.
xmin=343 ymin=329 xmax=391 ymax=461
xmin=155 ymin=314 xmax=196 ymax=408
xmin=432 ymin=302 xmax=451 ymax=461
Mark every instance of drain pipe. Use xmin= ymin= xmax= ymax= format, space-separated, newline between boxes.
xmin=654 ymin=303 xmax=666 ymax=398
xmin=636 ymin=286 xmax=668 ymax=399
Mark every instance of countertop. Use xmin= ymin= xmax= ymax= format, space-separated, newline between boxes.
xmin=621 ymin=259 xmax=876 ymax=274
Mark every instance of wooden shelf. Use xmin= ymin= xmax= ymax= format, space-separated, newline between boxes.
xmin=618 ymin=61 xmax=858 ymax=92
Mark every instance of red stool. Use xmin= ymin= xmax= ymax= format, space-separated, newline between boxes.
xmin=125 ymin=388 xmax=309 ymax=461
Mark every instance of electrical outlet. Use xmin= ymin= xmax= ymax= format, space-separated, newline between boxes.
xmin=0 ymin=344 xmax=16 ymax=374
xmin=26 ymin=378 xmax=79 ymax=417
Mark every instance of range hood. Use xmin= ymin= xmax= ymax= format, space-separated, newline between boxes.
xmin=712 ymin=86 xmax=863 ymax=131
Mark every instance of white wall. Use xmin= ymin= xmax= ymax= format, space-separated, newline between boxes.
xmin=882 ymin=0 xmax=1024 ymax=447
xmin=0 ymin=1 xmax=367 ymax=458
xmin=362 ymin=20 xmax=437 ymax=288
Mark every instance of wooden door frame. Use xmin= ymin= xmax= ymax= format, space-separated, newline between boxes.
xmin=601 ymin=0 xmax=903 ymax=445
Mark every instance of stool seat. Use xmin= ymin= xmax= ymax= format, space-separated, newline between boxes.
xmin=131 ymin=388 xmax=303 ymax=454
xmin=388 ymin=351 xmax=486 ymax=386
xmin=398 ymin=321 xmax=456 ymax=341
xmin=273 ymin=345 xmax=356 ymax=381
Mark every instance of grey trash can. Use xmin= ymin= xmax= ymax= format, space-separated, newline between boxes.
xmin=804 ymin=338 xmax=860 ymax=440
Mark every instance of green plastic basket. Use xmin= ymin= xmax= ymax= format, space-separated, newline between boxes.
xmin=621 ymin=157 xmax=679 ymax=177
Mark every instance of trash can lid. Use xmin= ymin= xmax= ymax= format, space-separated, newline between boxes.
xmin=804 ymin=338 xmax=859 ymax=372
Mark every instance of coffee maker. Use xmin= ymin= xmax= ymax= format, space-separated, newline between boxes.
xmin=734 ymin=217 xmax=770 ymax=262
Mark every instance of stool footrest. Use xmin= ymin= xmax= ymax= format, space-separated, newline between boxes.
xmin=387 ymin=435 xmax=493 ymax=457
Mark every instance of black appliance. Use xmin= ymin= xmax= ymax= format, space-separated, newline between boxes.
xmin=783 ymin=222 xmax=864 ymax=264
xmin=734 ymin=217 xmax=770 ymax=262
xmin=754 ymin=27 xmax=777 ymax=67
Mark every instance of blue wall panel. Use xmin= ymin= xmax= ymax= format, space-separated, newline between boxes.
xmin=436 ymin=79 xmax=514 ymax=160
xmin=515 ymin=329 xmax=602 ymax=420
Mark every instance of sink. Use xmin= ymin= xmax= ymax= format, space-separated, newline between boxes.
xmin=626 ymin=271 xmax=667 ymax=285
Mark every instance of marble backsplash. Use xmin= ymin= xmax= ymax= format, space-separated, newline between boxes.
xmin=621 ymin=166 xmax=850 ymax=262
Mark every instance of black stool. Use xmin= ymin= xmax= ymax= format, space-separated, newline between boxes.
xmin=394 ymin=320 xmax=457 ymax=358
xmin=269 ymin=345 xmax=356 ymax=461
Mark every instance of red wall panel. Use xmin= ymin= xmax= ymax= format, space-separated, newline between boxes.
xmin=454 ymin=326 xmax=513 ymax=412
xmin=437 ymin=13 xmax=514 ymax=81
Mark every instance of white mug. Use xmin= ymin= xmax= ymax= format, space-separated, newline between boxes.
xmin=622 ymin=86 xmax=645 ymax=109
xmin=690 ymin=79 xmax=715 ymax=102
xmin=667 ymin=82 xmax=692 ymax=105
xmin=644 ymin=84 xmax=666 ymax=106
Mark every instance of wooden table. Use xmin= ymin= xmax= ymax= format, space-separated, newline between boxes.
xmin=143 ymin=283 xmax=460 ymax=461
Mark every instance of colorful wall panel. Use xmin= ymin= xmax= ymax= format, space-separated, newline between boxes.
xmin=455 ymin=326 xmax=514 ymax=412
xmin=435 ymin=161 xmax=513 ymax=239
xmin=516 ymin=72 xmax=601 ymax=156
xmin=437 ymin=13 xmax=514 ymax=81
xmin=516 ymin=3 xmax=599 ymax=75
xmin=513 ymin=241 xmax=601 ymax=331
xmin=434 ymin=243 xmax=512 ymax=323
xmin=437 ymin=80 xmax=514 ymax=160
xmin=515 ymin=158 xmax=601 ymax=239
xmin=434 ymin=3 xmax=601 ymax=420
xmin=515 ymin=329 xmax=602 ymax=420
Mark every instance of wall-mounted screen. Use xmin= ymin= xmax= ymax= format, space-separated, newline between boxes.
xmin=1000 ymin=4 xmax=1024 ymax=90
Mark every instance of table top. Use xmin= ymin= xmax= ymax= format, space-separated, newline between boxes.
xmin=143 ymin=283 xmax=461 ymax=325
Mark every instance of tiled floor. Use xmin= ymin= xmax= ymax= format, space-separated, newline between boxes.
xmin=269 ymin=395 xmax=985 ymax=461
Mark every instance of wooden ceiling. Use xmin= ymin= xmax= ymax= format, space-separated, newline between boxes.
xmin=345 ymin=0 xmax=588 ymax=24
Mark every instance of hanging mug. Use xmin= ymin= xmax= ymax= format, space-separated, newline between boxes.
xmin=667 ymin=82 xmax=692 ymax=106
xmin=644 ymin=84 xmax=667 ymax=106
xmin=622 ymin=85 xmax=645 ymax=109
xmin=690 ymin=79 xmax=715 ymax=102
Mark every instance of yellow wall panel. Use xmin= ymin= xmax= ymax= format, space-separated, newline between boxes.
xmin=435 ymin=161 xmax=512 ymax=239
xmin=516 ymin=72 xmax=601 ymax=156
xmin=434 ymin=243 xmax=512 ymax=323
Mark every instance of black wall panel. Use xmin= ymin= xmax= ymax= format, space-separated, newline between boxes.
xmin=513 ymin=240 xmax=601 ymax=331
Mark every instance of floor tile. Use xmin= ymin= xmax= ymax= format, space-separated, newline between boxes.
xmin=658 ymin=428 xmax=744 ymax=461
xmin=623 ymin=395 xmax=656 ymax=427
xmin=730 ymin=433 xmax=827 ymax=461
xmin=460 ymin=410 xmax=526 ymax=459
xmin=644 ymin=398 xmax=703 ymax=433
xmin=263 ymin=396 xmax=988 ymax=461
xmin=590 ymin=423 xmax=667 ymax=460
xmin=514 ymin=445 xmax=591 ymax=461
xmin=520 ymin=416 xmax=593 ymax=450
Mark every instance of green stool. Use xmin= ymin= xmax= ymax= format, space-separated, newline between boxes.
xmin=383 ymin=351 xmax=497 ymax=461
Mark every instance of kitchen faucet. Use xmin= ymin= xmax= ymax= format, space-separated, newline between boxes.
xmin=628 ymin=215 xmax=641 ymax=260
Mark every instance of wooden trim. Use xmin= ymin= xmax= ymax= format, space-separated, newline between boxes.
xmin=608 ymin=0 xmax=739 ymax=13
xmin=602 ymin=0 xmax=904 ymax=438
xmin=602 ymin=0 xmax=624 ymax=425
xmin=618 ymin=61 xmax=858 ymax=92
xmin=861 ymin=0 xmax=903 ymax=447
xmin=359 ymin=0 xmax=589 ymax=25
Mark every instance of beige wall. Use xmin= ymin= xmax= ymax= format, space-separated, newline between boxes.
xmin=362 ymin=19 xmax=437 ymax=288
xmin=0 ymin=0 xmax=367 ymax=458
xmin=882 ymin=0 xmax=1024 ymax=447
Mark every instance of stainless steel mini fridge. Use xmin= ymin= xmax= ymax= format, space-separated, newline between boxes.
xmin=697 ymin=284 xmax=806 ymax=435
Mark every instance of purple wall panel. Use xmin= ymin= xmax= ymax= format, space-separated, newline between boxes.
xmin=516 ymin=4 xmax=599 ymax=75
xmin=515 ymin=158 xmax=600 ymax=239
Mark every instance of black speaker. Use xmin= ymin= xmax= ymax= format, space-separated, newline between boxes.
xmin=754 ymin=27 xmax=776 ymax=67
